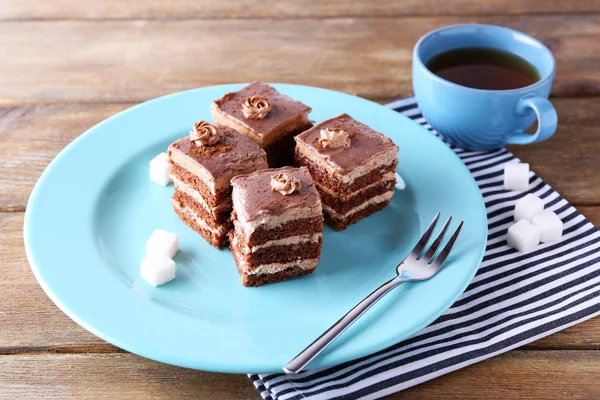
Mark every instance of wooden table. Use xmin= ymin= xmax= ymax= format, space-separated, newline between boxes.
xmin=1 ymin=1 xmax=600 ymax=398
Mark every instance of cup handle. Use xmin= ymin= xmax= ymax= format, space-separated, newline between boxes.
xmin=506 ymin=97 xmax=558 ymax=145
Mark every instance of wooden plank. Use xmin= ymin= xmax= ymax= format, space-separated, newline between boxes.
xmin=2 ymin=97 xmax=600 ymax=210
xmin=0 ymin=16 xmax=599 ymax=103
xmin=0 ymin=354 xmax=259 ymax=399
xmin=1 ymin=351 xmax=600 ymax=399
xmin=2 ymin=209 xmax=600 ymax=354
xmin=3 ymin=0 xmax=600 ymax=20
xmin=0 ymin=103 xmax=132 ymax=211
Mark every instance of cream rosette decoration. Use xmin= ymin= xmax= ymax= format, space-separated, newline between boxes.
xmin=270 ymin=173 xmax=301 ymax=195
xmin=319 ymin=128 xmax=351 ymax=149
xmin=190 ymin=120 xmax=219 ymax=146
xmin=242 ymin=95 xmax=271 ymax=120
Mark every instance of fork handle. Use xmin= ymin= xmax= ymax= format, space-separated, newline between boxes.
xmin=283 ymin=275 xmax=407 ymax=375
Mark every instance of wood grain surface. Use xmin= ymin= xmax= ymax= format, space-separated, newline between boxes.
xmin=2 ymin=1 xmax=600 ymax=398
xmin=2 ymin=351 xmax=600 ymax=399
xmin=0 ymin=354 xmax=259 ymax=400
xmin=0 ymin=15 xmax=599 ymax=103
xmin=3 ymin=0 xmax=600 ymax=20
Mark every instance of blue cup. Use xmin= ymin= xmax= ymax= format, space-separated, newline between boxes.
xmin=412 ymin=24 xmax=558 ymax=150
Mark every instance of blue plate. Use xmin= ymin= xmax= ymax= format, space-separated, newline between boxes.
xmin=24 ymin=84 xmax=487 ymax=373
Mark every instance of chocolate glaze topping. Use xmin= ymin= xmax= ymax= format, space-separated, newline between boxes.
xmin=231 ymin=166 xmax=321 ymax=222
xmin=168 ymin=125 xmax=267 ymax=179
xmin=295 ymin=113 xmax=399 ymax=174
xmin=212 ymin=82 xmax=312 ymax=137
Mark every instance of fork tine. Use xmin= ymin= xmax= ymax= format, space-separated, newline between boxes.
xmin=421 ymin=216 xmax=452 ymax=262
xmin=410 ymin=212 xmax=440 ymax=259
xmin=430 ymin=221 xmax=464 ymax=267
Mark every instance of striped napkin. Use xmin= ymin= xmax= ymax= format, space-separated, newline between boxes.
xmin=249 ymin=96 xmax=600 ymax=400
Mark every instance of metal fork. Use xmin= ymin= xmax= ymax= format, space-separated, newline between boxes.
xmin=283 ymin=213 xmax=463 ymax=375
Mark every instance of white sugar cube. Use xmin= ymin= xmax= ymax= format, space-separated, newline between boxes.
xmin=140 ymin=256 xmax=176 ymax=286
xmin=532 ymin=211 xmax=563 ymax=243
xmin=514 ymin=194 xmax=544 ymax=222
xmin=149 ymin=152 xmax=172 ymax=186
xmin=504 ymin=163 xmax=530 ymax=191
xmin=146 ymin=229 xmax=179 ymax=258
xmin=507 ymin=219 xmax=541 ymax=252
xmin=394 ymin=172 xmax=406 ymax=190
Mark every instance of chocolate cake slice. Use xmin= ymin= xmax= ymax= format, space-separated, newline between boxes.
xmin=168 ymin=121 xmax=268 ymax=248
xmin=294 ymin=114 xmax=399 ymax=230
xmin=229 ymin=166 xmax=323 ymax=287
xmin=211 ymin=82 xmax=313 ymax=167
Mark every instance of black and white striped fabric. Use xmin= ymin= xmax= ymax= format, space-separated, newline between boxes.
xmin=249 ymin=96 xmax=600 ymax=400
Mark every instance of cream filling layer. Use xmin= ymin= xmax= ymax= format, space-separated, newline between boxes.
xmin=232 ymin=232 xmax=322 ymax=254
xmin=323 ymin=190 xmax=394 ymax=220
xmin=232 ymin=194 xmax=322 ymax=238
xmin=172 ymin=176 xmax=232 ymax=218
xmin=173 ymin=200 xmax=228 ymax=236
xmin=169 ymin=150 xmax=218 ymax=193
xmin=241 ymin=258 xmax=319 ymax=276
xmin=315 ymin=171 xmax=396 ymax=199
xmin=169 ymin=150 xmax=268 ymax=195
xmin=211 ymin=104 xmax=311 ymax=147
xmin=296 ymin=141 xmax=399 ymax=185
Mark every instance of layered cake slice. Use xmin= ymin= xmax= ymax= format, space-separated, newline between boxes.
xmin=211 ymin=82 xmax=313 ymax=167
xmin=295 ymin=114 xmax=399 ymax=230
xmin=168 ymin=120 xmax=268 ymax=248
xmin=229 ymin=166 xmax=323 ymax=286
